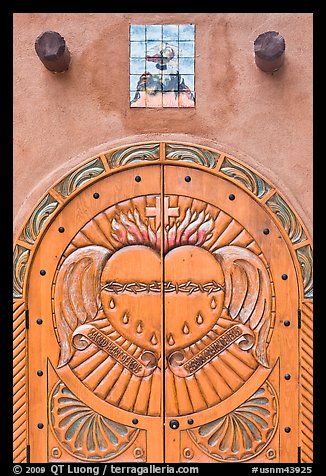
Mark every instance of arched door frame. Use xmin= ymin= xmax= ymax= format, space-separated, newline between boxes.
xmin=13 ymin=141 xmax=313 ymax=463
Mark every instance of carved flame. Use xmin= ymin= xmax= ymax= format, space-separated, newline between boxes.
xmin=110 ymin=206 xmax=215 ymax=253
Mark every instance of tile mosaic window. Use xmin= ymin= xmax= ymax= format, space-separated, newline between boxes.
xmin=130 ymin=24 xmax=195 ymax=108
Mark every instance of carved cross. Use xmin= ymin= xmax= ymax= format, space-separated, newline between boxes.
xmin=146 ymin=196 xmax=180 ymax=229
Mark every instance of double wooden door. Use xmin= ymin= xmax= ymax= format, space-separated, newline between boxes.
xmin=15 ymin=144 xmax=313 ymax=463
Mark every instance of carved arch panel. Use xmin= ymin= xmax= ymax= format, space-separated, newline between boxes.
xmin=13 ymin=142 xmax=312 ymax=463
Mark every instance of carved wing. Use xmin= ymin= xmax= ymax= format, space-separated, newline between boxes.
xmin=54 ymin=245 xmax=111 ymax=367
xmin=214 ymin=246 xmax=272 ymax=367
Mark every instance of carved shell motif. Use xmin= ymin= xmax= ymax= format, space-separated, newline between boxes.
xmin=49 ymin=381 xmax=138 ymax=461
xmin=188 ymin=381 xmax=278 ymax=461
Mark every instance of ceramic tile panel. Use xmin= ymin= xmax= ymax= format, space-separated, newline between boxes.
xmin=130 ymin=24 xmax=195 ymax=108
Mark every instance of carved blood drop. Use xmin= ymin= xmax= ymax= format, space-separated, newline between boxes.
xmin=122 ymin=313 xmax=129 ymax=324
xmin=182 ymin=322 xmax=190 ymax=334
xmin=150 ymin=333 xmax=158 ymax=345
xmin=136 ymin=321 xmax=143 ymax=334
xmin=168 ymin=334 xmax=175 ymax=346
xmin=211 ymin=297 xmax=217 ymax=309
xmin=109 ymin=298 xmax=115 ymax=309
xmin=196 ymin=313 xmax=204 ymax=324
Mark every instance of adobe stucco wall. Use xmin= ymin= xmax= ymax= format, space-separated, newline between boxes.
xmin=13 ymin=12 xmax=313 ymax=238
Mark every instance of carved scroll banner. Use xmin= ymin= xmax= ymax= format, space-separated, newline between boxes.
xmin=72 ymin=324 xmax=157 ymax=377
xmin=167 ymin=324 xmax=255 ymax=377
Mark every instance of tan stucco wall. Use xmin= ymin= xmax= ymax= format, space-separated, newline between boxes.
xmin=13 ymin=13 xmax=313 ymax=238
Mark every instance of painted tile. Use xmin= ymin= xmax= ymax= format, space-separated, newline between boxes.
xmin=146 ymin=73 xmax=163 ymax=93
xmin=146 ymin=91 xmax=163 ymax=108
xmin=179 ymin=41 xmax=194 ymax=57
xmin=130 ymin=91 xmax=146 ymax=107
xmin=178 ymin=91 xmax=195 ymax=107
xmin=181 ymin=74 xmax=195 ymax=91
xmin=130 ymin=24 xmax=195 ymax=108
xmin=146 ymin=25 xmax=162 ymax=40
xmin=179 ymin=57 xmax=195 ymax=74
xmin=163 ymin=24 xmax=179 ymax=40
xmin=163 ymin=91 xmax=179 ymax=107
xmin=130 ymin=25 xmax=146 ymax=41
xmin=130 ymin=41 xmax=146 ymax=58
xmin=145 ymin=60 xmax=160 ymax=75
xmin=179 ymin=24 xmax=195 ymax=40
xmin=130 ymin=74 xmax=141 ymax=90
xmin=130 ymin=58 xmax=146 ymax=74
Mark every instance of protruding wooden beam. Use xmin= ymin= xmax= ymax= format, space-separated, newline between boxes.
xmin=254 ymin=31 xmax=285 ymax=73
xmin=35 ymin=31 xmax=71 ymax=73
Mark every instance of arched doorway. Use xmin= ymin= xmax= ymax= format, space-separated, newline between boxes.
xmin=13 ymin=142 xmax=313 ymax=463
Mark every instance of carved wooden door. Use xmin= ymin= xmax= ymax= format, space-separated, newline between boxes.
xmin=14 ymin=143 xmax=313 ymax=464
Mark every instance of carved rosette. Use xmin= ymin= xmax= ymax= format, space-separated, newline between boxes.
xmin=49 ymin=381 xmax=139 ymax=461
xmin=188 ymin=381 xmax=278 ymax=461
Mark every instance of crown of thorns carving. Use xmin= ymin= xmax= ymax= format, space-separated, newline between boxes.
xmin=102 ymin=280 xmax=224 ymax=295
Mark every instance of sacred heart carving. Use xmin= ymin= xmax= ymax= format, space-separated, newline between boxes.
xmin=100 ymin=245 xmax=225 ymax=353
xmin=164 ymin=245 xmax=225 ymax=350
xmin=52 ymin=196 xmax=274 ymax=416
xmin=100 ymin=245 xmax=162 ymax=351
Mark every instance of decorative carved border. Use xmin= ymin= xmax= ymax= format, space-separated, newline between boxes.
xmin=299 ymin=300 xmax=313 ymax=463
xmin=13 ymin=299 xmax=27 ymax=463
xmin=13 ymin=141 xmax=313 ymax=462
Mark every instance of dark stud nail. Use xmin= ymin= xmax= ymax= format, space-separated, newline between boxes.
xmin=132 ymin=418 xmax=139 ymax=425
xmin=135 ymin=176 xmax=141 ymax=182
xmin=254 ymin=31 xmax=285 ymax=73
xmin=282 ymin=274 xmax=288 ymax=280
xmin=38 ymin=423 xmax=44 ymax=429
xmin=40 ymin=269 xmax=46 ymax=276
xmin=185 ymin=176 xmax=191 ymax=182
xmin=35 ymin=31 xmax=71 ymax=73
xmin=37 ymin=319 xmax=43 ymax=325
xmin=263 ymin=228 xmax=270 ymax=235
xmin=37 ymin=370 xmax=43 ymax=376
xmin=188 ymin=418 xmax=194 ymax=425
xmin=284 ymin=320 xmax=290 ymax=327
xmin=93 ymin=193 xmax=100 ymax=199
xmin=169 ymin=420 xmax=179 ymax=430
xmin=229 ymin=194 xmax=235 ymax=201
xmin=284 ymin=427 xmax=291 ymax=433
xmin=58 ymin=227 xmax=65 ymax=233
xmin=284 ymin=374 xmax=291 ymax=380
